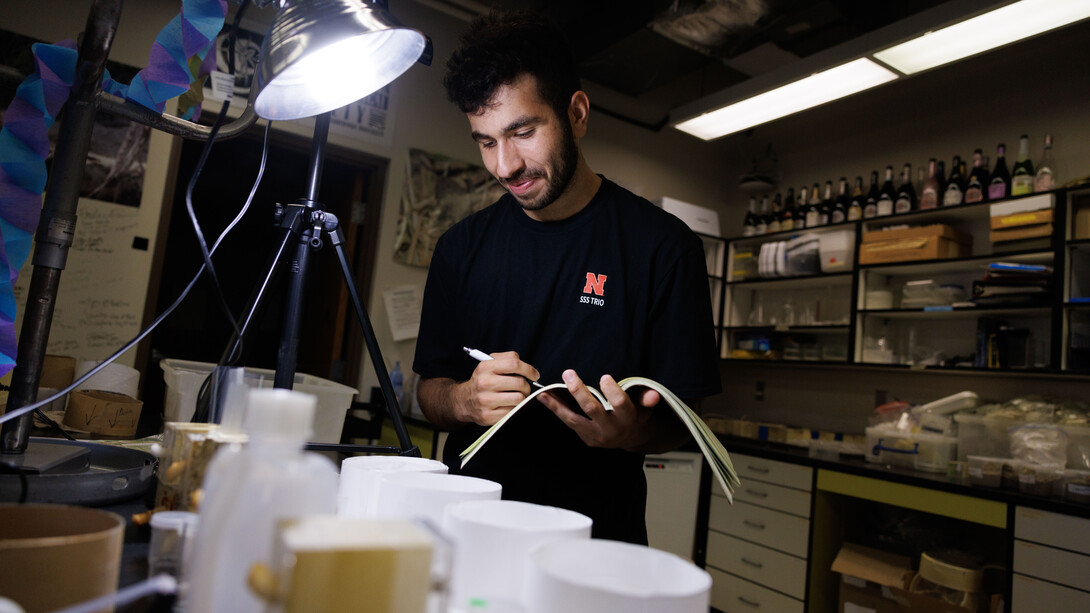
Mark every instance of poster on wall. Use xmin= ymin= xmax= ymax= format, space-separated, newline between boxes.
xmin=393 ymin=148 xmax=504 ymax=268
xmin=0 ymin=29 xmax=151 ymax=207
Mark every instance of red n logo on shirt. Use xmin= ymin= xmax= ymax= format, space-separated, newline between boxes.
xmin=583 ymin=273 xmax=607 ymax=296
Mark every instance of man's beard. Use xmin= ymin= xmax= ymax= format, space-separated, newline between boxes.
xmin=505 ymin=123 xmax=579 ymax=212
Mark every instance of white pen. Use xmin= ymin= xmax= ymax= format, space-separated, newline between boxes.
xmin=463 ymin=346 xmax=545 ymax=389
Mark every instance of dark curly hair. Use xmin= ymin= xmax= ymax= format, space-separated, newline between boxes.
xmin=444 ymin=11 xmax=582 ymax=120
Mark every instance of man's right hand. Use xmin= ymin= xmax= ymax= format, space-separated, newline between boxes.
xmin=454 ymin=351 xmax=541 ymax=426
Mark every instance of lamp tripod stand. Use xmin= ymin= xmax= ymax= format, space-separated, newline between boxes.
xmin=210 ymin=112 xmax=418 ymax=456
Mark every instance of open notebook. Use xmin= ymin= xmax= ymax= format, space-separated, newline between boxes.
xmin=458 ymin=377 xmax=741 ymax=502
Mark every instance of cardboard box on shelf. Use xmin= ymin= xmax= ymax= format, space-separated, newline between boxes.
xmin=989 ymin=223 xmax=1053 ymax=243
xmin=1074 ymin=202 xmax=1090 ymax=240
xmin=989 ymin=208 xmax=1053 ymax=230
xmin=832 ymin=543 xmax=911 ymax=613
xmin=860 ymin=225 xmax=972 ymax=265
xmin=988 ymin=193 xmax=1052 ymax=217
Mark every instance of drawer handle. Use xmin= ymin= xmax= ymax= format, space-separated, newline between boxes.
xmin=747 ymin=464 xmax=771 ymax=474
xmin=741 ymin=557 xmax=764 ymax=569
xmin=745 ymin=488 xmax=769 ymax=498
xmin=743 ymin=519 xmax=767 ymax=530
xmin=738 ymin=596 xmax=761 ymax=608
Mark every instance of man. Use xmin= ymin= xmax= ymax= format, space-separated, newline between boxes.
xmin=413 ymin=11 xmax=720 ymax=544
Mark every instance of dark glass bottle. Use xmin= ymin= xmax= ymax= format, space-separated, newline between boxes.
xmin=848 ymin=176 xmax=864 ymax=221
xmin=781 ymin=187 xmax=796 ymax=231
xmin=796 ymin=184 xmax=809 ymax=229
xmin=819 ymin=181 xmax=833 ymax=225
xmin=743 ymin=196 xmax=757 ymax=237
xmin=965 ymin=149 xmax=988 ymax=203
xmin=755 ymin=195 xmax=769 ymax=235
xmin=864 ymin=170 xmax=880 ymax=218
xmin=943 ymin=155 xmax=964 ymax=206
xmin=894 ymin=163 xmax=916 ymax=214
xmin=832 ymin=177 xmax=849 ymax=223
xmin=919 ymin=159 xmax=940 ymax=210
xmin=768 ymin=193 xmax=782 ymax=233
xmin=877 ymin=166 xmax=895 ymax=216
xmin=805 ymin=183 xmax=821 ymax=227
xmin=988 ymin=144 xmax=1011 ymax=201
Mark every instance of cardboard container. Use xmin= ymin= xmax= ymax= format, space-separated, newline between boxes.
xmin=1075 ymin=202 xmax=1090 ymax=239
xmin=832 ymin=543 xmax=911 ymax=613
xmin=860 ymin=225 xmax=972 ymax=265
xmin=989 ymin=223 xmax=1053 ymax=243
xmin=63 ymin=390 xmax=143 ymax=437
xmin=0 ymin=504 xmax=124 ymax=613
xmin=990 ymin=208 xmax=1053 ymax=230
xmin=40 ymin=354 xmax=77 ymax=389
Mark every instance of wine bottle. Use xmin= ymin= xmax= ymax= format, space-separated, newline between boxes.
xmin=743 ymin=197 xmax=757 ymax=237
xmin=768 ymin=193 xmax=782 ymax=233
xmin=943 ymin=155 xmax=964 ymax=206
xmin=1011 ymin=134 xmax=1035 ymax=196
xmin=894 ymin=163 xmax=916 ymax=214
xmin=848 ymin=176 xmax=864 ymax=221
xmin=988 ymin=144 xmax=1011 ymax=200
xmin=806 ymin=183 xmax=821 ymax=227
xmin=919 ymin=158 xmax=940 ymax=210
xmin=877 ymin=166 xmax=895 ymax=216
xmin=755 ymin=195 xmax=769 ymax=235
xmin=1034 ymin=134 xmax=1056 ymax=192
xmin=781 ymin=187 xmax=796 ymax=231
xmin=965 ymin=149 xmax=988 ymax=203
xmin=864 ymin=170 xmax=880 ymax=218
xmin=819 ymin=181 xmax=833 ymax=225
xmin=831 ymin=178 xmax=848 ymax=224
xmin=796 ymin=184 xmax=809 ymax=229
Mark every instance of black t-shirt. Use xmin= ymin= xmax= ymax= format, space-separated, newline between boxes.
xmin=413 ymin=177 xmax=721 ymax=543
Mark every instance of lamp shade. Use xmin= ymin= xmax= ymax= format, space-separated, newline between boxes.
xmin=253 ymin=0 xmax=430 ymax=120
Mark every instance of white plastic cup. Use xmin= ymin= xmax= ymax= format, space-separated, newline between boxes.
xmin=523 ymin=539 xmax=711 ymax=613
xmin=374 ymin=472 xmax=501 ymax=528
xmin=148 ymin=511 xmax=199 ymax=579
xmin=442 ymin=500 xmax=592 ymax=609
xmin=337 ymin=456 xmax=447 ymax=517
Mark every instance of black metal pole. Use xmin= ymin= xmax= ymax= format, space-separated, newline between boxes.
xmin=329 ymin=229 xmax=418 ymax=456
xmin=1 ymin=0 xmax=122 ymax=454
xmin=273 ymin=113 xmax=330 ymax=389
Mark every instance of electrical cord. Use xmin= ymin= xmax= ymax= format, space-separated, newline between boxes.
xmin=0 ymin=120 xmax=273 ymax=430
xmin=183 ymin=0 xmax=250 ymax=346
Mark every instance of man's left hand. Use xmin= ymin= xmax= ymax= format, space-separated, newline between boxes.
xmin=537 ymin=369 xmax=661 ymax=452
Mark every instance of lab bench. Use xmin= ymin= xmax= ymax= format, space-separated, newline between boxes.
xmin=697 ymin=437 xmax=1090 ymax=613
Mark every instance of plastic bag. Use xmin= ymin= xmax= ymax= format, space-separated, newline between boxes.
xmin=1008 ymin=424 xmax=1069 ymax=466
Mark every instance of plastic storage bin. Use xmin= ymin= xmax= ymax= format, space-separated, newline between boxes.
xmin=1062 ymin=469 xmax=1090 ymax=503
xmin=865 ymin=426 xmax=957 ymax=470
xmin=1017 ymin=462 xmax=1064 ymax=496
xmin=818 ymin=230 xmax=854 ymax=273
xmin=955 ymin=414 xmax=1023 ymax=462
xmin=160 ymin=359 xmax=357 ymax=443
xmin=967 ymin=456 xmax=1008 ymax=488
xmin=914 ymin=436 xmax=958 ymax=473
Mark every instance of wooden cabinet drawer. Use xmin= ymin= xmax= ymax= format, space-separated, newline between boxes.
xmin=1012 ymin=573 xmax=1090 ymax=612
xmin=1013 ymin=539 xmax=1090 ymax=592
xmin=715 ymin=478 xmax=812 ymax=518
xmin=708 ymin=567 xmax=804 ymax=613
xmin=732 ymin=453 xmax=813 ymax=491
xmin=1015 ymin=506 xmax=1090 ymax=555
xmin=709 ymin=497 xmax=810 ymax=558
xmin=706 ymin=531 xmax=807 ymax=599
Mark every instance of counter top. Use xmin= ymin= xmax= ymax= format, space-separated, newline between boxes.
xmin=716 ymin=436 xmax=1090 ymax=520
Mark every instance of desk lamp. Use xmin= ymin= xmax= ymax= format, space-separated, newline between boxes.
xmin=0 ymin=0 xmax=430 ymax=498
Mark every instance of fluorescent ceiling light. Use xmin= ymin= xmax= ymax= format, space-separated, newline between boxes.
xmin=674 ymin=58 xmax=898 ymax=141
xmin=874 ymin=0 xmax=1090 ymax=75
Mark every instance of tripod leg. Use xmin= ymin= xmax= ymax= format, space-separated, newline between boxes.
xmin=328 ymin=229 xmax=419 ymax=456
xmin=273 ymin=229 xmax=314 ymax=389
